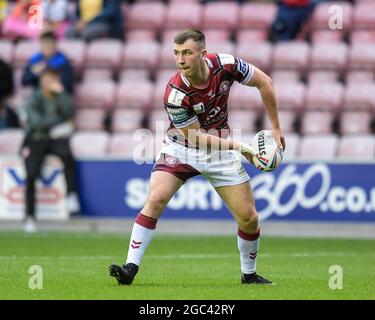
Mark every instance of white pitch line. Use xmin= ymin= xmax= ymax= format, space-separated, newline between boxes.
xmin=0 ymin=252 xmax=374 ymax=261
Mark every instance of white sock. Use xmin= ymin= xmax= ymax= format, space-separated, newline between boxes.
xmin=125 ymin=213 xmax=157 ymax=266
xmin=237 ymin=228 xmax=260 ymax=274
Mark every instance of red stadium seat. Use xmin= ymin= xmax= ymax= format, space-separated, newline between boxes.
xmin=0 ymin=40 xmax=13 ymax=63
xmin=86 ymin=40 xmax=123 ymax=71
xmin=353 ymin=2 xmax=375 ymax=30
xmin=301 ymin=111 xmax=334 ymax=135
xmin=273 ymin=82 xmax=306 ymax=111
xmin=299 ymin=134 xmax=338 ymax=160
xmin=202 ymin=1 xmax=240 ymax=31
xmin=346 ymin=71 xmax=374 ymax=84
xmin=349 ymin=43 xmax=375 ymax=71
xmin=202 ymin=30 xmax=231 ymax=42
xmin=126 ymin=2 xmax=166 ymax=31
xmin=311 ymin=30 xmax=344 ymax=44
xmin=70 ymin=131 xmax=110 ymax=157
xmin=338 ymin=134 xmax=375 ymax=160
xmin=122 ymin=41 xmax=160 ymax=71
xmin=282 ymin=133 xmax=300 ymax=161
xmin=82 ymin=68 xmax=113 ymax=82
xmin=155 ymin=69 xmax=177 ymax=85
xmin=0 ymin=129 xmax=24 ymax=156
xmin=262 ymin=110 xmax=296 ymax=134
xmin=159 ymin=40 xmax=177 ymax=69
xmin=161 ymin=29 xmax=180 ymax=44
xmin=148 ymin=110 xmax=170 ymax=133
xmin=350 ymin=30 xmax=375 ymax=43
xmin=307 ymin=71 xmax=339 ymax=84
xmin=119 ymin=69 xmax=150 ymax=82
xmin=165 ymin=3 xmax=203 ymax=30
xmin=206 ymin=40 xmax=235 ymax=56
xmin=343 ymin=83 xmax=375 ymax=111
xmin=109 ymin=133 xmax=155 ymax=161
xmin=305 ymin=82 xmax=344 ymax=111
xmin=74 ymin=80 xmax=116 ymax=110
xmin=13 ymin=40 xmax=39 ymax=68
xmin=271 ymin=71 xmax=300 ymax=83
xmin=272 ymin=41 xmax=310 ymax=73
xmin=125 ymin=30 xmax=157 ymax=42
xmin=74 ymin=109 xmax=106 ymax=131
xmin=151 ymin=81 xmax=168 ymax=109
xmin=112 ymin=109 xmax=145 ymax=133
xmin=236 ymin=41 xmax=272 ymax=72
xmin=228 ymin=110 xmax=258 ymax=134
xmin=236 ymin=30 xmax=269 ymax=43
xmin=228 ymin=84 xmax=263 ymax=111
xmin=115 ymin=80 xmax=154 ymax=110
xmin=238 ymin=3 xmax=277 ymax=30
xmin=310 ymin=43 xmax=348 ymax=72
xmin=58 ymin=39 xmax=86 ymax=74
xmin=340 ymin=111 xmax=372 ymax=135
xmin=311 ymin=1 xmax=353 ymax=31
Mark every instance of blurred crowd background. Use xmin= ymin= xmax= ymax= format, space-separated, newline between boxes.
xmin=0 ymin=0 xmax=375 ymax=162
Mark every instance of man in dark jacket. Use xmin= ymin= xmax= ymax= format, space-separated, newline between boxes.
xmin=22 ymin=31 xmax=74 ymax=93
xmin=22 ymin=68 xmax=79 ymax=232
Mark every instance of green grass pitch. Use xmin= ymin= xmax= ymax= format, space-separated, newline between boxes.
xmin=0 ymin=231 xmax=374 ymax=300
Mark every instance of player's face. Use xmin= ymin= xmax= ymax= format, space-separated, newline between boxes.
xmin=174 ymin=39 xmax=205 ymax=78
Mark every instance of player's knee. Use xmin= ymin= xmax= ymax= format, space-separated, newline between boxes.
xmin=146 ymin=193 xmax=169 ymax=213
xmin=239 ymin=207 xmax=259 ymax=231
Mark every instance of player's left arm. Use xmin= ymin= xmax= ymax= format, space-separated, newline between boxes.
xmin=245 ymin=67 xmax=286 ymax=151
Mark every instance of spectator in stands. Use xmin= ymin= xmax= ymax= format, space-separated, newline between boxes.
xmin=2 ymin=0 xmax=41 ymax=40
xmin=65 ymin=0 xmax=123 ymax=41
xmin=21 ymin=31 xmax=74 ymax=93
xmin=0 ymin=59 xmax=20 ymax=129
xmin=270 ymin=0 xmax=315 ymax=42
xmin=42 ymin=0 xmax=70 ymax=39
xmin=22 ymin=68 xmax=79 ymax=233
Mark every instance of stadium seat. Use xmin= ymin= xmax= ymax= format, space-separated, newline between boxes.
xmin=108 ymin=132 xmax=155 ymax=161
xmin=340 ymin=111 xmax=372 ymax=135
xmin=228 ymin=110 xmax=258 ymax=134
xmin=262 ymin=110 xmax=296 ymax=134
xmin=238 ymin=3 xmax=277 ymax=30
xmin=236 ymin=30 xmax=269 ymax=43
xmin=273 ymin=82 xmax=306 ymax=111
xmin=307 ymin=71 xmax=339 ymax=84
xmin=112 ymin=109 xmax=145 ymax=133
xmin=159 ymin=40 xmax=177 ymax=69
xmin=338 ymin=134 xmax=375 ymax=160
xmin=271 ymin=71 xmax=300 ymax=83
xmin=206 ymin=40 xmax=235 ymax=56
xmin=305 ymin=82 xmax=344 ymax=111
xmin=70 ymin=131 xmax=110 ymax=157
xmin=74 ymin=80 xmax=116 ymax=110
xmin=82 ymin=68 xmax=113 ymax=82
xmin=343 ymin=83 xmax=375 ymax=110
xmin=57 ymin=39 xmax=86 ymax=74
xmin=151 ymin=81 xmax=168 ymax=109
xmin=353 ymin=2 xmax=375 ymax=30
xmin=0 ymin=40 xmax=13 ymax=63
xmin=202 ymin=30 xmax=231 ymax=42
xmin=161 ymin=29 xmax=181 ymax=44
xmin=115 ymin=80 xmax=154 ymax=110
xmin=122 ymin=41 xmax=160 ymax=71
xmin=348 ymin=43 xmax=375 ymax=71
xmin=311 ymin=1 xmax=353 ymax=32
xmin=202 ymin=1 xmax=240 ymax=31
xmin=148 ymin=109 xmax=170 ymax=133
xmin=311 ymin=30 xmax=344 ymax=44
xmin=299 ymin=134 xmax=338 ymax=160
xmin=125 ymin=30 xmax=157 ymax=42
xmin=235 ymin=41 xmax=272 ymax=72
xmin=346 ymin=71 xmax=374 ymax=84
xmin=0 ymin=129 xmax=24 ymax=156
xmin=164 ymin=3 xmax=203 ymax=30
xmin=155 ymin=69 xmax=177 ymax=85
xmin=282 ymin=133 xmax=300 ymax=161
xmin=13 ymin=41 xmax=39 ymax=68
xmin=350 ymin=30 xmax=375 ymax=43
xmin=74 ymin=109 xmax=106 ymax=131
xmin=310 ymin=43 xmax=349 ymax=72
xmin=119 ymin=69 xmax=150 ymax=82
xmin=86 ymin=40 xmax=123 ymax=71
xmin=301 ymin=111 xmax=335 ymax=135
xmin=126 ymin=1 xmax=166 ymax=31
xmin=272 ymin=41 xmax=310 ymax=73
xmin=228 ymin=83 xmax=263 ymax=111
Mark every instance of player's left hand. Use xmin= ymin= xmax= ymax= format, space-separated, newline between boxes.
xmin=240 ymin=143 xmax=259 ymax=165
xmin=272 ymin=128 xmax=286 ymax=151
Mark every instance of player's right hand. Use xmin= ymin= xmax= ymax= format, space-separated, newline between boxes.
xmin=239 ymin=143 xmax=259 ymax=165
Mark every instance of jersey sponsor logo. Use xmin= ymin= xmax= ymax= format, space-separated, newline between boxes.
xmin=167 ymin=88 xmax=186 ymax=107
xmin=219 ymin=81 xmax=230 ymax=94
xmin=237 ymin=58 xmax=249 ymax=76
xmin=166 ymin=107 xmax=190 ymax=123
xmin=193 ymin=102 xmax=205 ymax=114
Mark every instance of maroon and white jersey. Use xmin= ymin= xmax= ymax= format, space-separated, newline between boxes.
xmin=163 ymin=53 xmax=255 ymax=146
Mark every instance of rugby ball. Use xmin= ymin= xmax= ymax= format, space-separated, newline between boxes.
xmin=251 ymin=130 xmax=283 ymax=172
